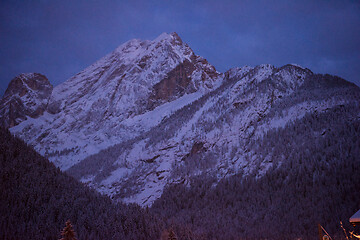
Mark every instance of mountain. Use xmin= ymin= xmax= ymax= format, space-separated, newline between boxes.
xmin=151 ymin=102 xmax=360 ymax=239
xmin=1 ymin=32 xmax=360 ymax=208
xmin=0 ymin=127 xmax=159 ymax=239
xmin=0 ymin=73 xmax=52 ymax=128
xmin=0 ymin=127 xmax=204 ymax=240
xmin=4 ymin=32 xmax=221 ymax=170
xmin=67 ymin=64 xmax=360 ymax=206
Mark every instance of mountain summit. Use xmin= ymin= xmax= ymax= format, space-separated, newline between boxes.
xmin=1 ymin=32 xmax=359 ymax=206
xmin=0 ymin=73 xmax=52 ymax=128
xmin=1 ymin=32 xmax=222 ymax=169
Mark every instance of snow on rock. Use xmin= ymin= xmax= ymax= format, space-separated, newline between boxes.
xmin=6 ymin=32 xmax=221 ymax=170
xmin=0 ymin=73 xmax=53 ymax=128
xmin=2 ymin=33 xmax=359 ymax=207
xmin=77 ymin=63 xmax=359 ymax=206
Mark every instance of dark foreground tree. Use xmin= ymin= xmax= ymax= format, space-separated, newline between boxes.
xmin=60 ymin=220 xmax=77 ymax=240
xmin=168 ymin=229 xmax=177 ymax=240
xmin=160 ymin=228 xmax=178 ymax=240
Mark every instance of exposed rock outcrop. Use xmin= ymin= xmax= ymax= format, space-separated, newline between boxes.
xmin=0 ymin=73 xmax=52 ymax=128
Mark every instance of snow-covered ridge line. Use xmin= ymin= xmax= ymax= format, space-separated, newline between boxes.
xmin=5 ymin=32 xmax=222 ymax=170
xmin=2 ymin=32 xmax=359 ymax=207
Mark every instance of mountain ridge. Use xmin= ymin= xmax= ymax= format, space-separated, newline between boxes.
xmin=0 ymin=73 xmax=53 ymax=128
xmin=2 ymin=32 xmax=222 ymax=170
xmin=1 ymin=32 xmax=359 ymax=206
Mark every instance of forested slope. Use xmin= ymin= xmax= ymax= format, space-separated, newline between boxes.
xmin=151 ymin=104 xmax=360 ymax=240
xmin=0 ymin=127 xmax=200 ymax=240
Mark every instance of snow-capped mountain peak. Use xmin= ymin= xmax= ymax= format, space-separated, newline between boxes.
xmin=3 ymin=32 xmax=221 ymax=170
xmin=2 ymin=32 xmax=359 ymax=207
xmin=0 ymin=73 xmax=52 ymax=128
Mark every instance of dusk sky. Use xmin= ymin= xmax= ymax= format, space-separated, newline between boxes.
xmin=1 ymin=0 xmax=360 ymax=96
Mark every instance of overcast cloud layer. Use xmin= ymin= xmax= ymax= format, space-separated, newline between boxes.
xmin=1 ymin=0 xmax=359 ymax=95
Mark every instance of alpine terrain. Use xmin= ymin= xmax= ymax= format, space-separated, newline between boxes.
xmin=1 ymin=32 xmax=359 ymax=222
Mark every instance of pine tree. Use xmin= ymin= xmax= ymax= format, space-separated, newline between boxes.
xmin=160 ymin=228 xmax=177 ymax=240
xmin=168 ymin=229 xmax=177 ymax=240
xmin=60 ymin=220 xmax=77 ymax=240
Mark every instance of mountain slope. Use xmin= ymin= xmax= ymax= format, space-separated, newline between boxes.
xmin=67 ymin=63 xmax=360 ymax=206
xmin=1 ymin=32 xmax=360 ymax=207
xmin=6 ymin=32 xmax=221 ymax=170
xmin=0 ymin=127 xmax=165 ymax=239
xmin=151 ymin=103 xmax=360 ymax=239
xmin=0 ymin=73 xmax=52 ymax=128
xmin=0 ymin=127 xmax=207 ymax=240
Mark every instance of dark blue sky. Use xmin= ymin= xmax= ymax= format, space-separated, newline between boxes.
xmin=1 ymin=0 xmax=360 ymax=96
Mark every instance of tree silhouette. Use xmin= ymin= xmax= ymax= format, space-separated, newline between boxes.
xmin=169 ymin=229 xmax=177 ymax=240
xmin=60 ymin=220 xmax=77 ymax=240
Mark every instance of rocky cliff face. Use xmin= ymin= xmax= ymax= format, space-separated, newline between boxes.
xmin=148 ymin=55 xmax=219 ymax=110
xmin=1 ymin=32 xmax=359 ymax=206
xmin=66 ymin=63 xmax=360 ymax=206
xmin=0 ymin=73 xmax=52 ymax=128
xmin=2 ymin=32 xmax=221 ymax=170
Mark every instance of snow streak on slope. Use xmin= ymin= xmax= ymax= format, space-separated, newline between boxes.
xmin=0 ymin=73 xmax=52 ymax=128
xmin=8 ymin=32 xmax=221 ymax=170
xmin=2 ymin=32 xmax=359 ymax=207
xmin=67 ymin=63 xmax=360 ymax=206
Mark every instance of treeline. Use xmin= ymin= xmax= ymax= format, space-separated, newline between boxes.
xmin=0 ymin=127 xmax=200 ymax=240
xmin=151 ymin=104 xmax=360 ymax=240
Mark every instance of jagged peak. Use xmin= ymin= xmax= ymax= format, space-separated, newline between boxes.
xmin=255 ymin=64 xmax=275 ymax=70
xmin=289 ymin=63 xmax=306 ymax=69
xmin=110 ymin=32 xmax=191 ymax=64
xmin=153 ymin=32 xmax=182 ymax=43
xmin=15 ymin=73 xmax=49 ymax=84
xmin=4 ymin=73 xmax=51 ymax=98
xmin=115 ymin=32 xmax=184 ymax=52
xmin=153 ymin=32 xmax=172 ymax=42
xmin=124 ymin=38 xmax=145 ymax=46
xmin=225 ymin=63 xmax=314 ymax=83
xmin=0 ymin=73 xmax=53 ymax=128
xmin=276 ymin=64 xmax=314 ymax=78
xmin=225 ymin=66 xmax=253 ymax=79
xmin=114 ymin=38 xmax=147 ymax=54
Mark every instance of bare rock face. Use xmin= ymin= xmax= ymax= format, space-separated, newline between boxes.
xmin=148 ymin=44 xmax=220 ymax=110
xmin=4 ymin=32 xmax=357 ymax=207
xmin=0 ymin=73 xmax=53 ymax=128
xmin=148 ymin=59 xmax=196 ymax=109
xmin=1 ymin=32 xmax=222 ymax=171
